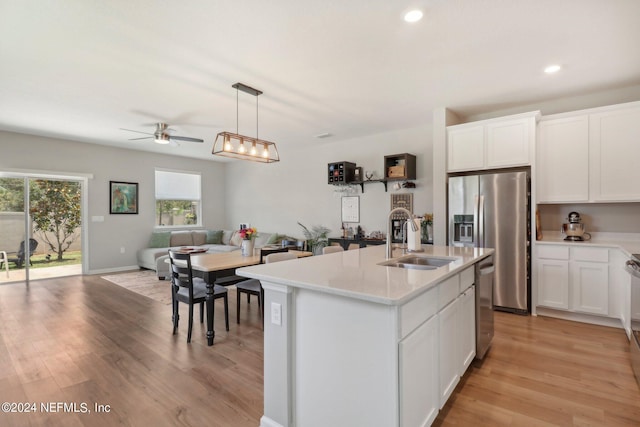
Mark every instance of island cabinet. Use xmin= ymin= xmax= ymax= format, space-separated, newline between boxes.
xmin=447 ymin=111 xmax=539 ymax=173
xmin=536 ymin=101 xmax=640 ymax=203
xmin=237 ymin=245 xmax=492 ymax=427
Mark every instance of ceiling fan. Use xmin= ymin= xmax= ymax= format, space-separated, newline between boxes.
xmin=121 ymin=123 xmax=204 ymax=146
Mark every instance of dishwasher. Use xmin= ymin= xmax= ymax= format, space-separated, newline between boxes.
xmin=475 ymin=254 xmax=495 ymax=360
xmin=625 ymin=256 xmax=640 ymax=388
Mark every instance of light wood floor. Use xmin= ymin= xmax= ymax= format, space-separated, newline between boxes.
xmin=0 ymin=275 xmax=638 ymax=426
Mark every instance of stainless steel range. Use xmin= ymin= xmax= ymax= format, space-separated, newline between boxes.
xmin=625 ymin=255 xmax=640 ymax=387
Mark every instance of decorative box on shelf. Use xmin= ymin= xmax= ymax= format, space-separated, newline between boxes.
xmin=328 ymin=161 xmax=356 ymax=184
xmin=384 ymin=153 xmax=416 ymax=180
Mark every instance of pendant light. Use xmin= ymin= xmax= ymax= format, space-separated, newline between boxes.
xmin=212 ymin=82 xmax=280 ymax=163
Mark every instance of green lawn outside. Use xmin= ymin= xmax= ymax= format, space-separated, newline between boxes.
xmin=3 ymin=251 xmax=82 ymax=270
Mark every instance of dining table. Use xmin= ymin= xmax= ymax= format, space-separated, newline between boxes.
xmin=183 ymin=249 xmax=312 ymax=345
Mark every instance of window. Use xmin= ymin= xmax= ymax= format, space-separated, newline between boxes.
xmin=155 ymin=169 xmax=201 ymax=227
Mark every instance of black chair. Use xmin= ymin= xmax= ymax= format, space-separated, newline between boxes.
xmin=3 ymin=238 xmax=38 ymax=268
xmin=281 ymin=239 xmax=305 ymax=251
xmin=236 ymin=252 xmax=296 ymax=327
xmin=168 ymin=250 xmax=229 ymax=343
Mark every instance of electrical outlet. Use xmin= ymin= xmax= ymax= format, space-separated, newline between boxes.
xmin=271 ymin=302 xmax=282 ymax=326
xmin=120 ymin=247 xmax=125 ymax=254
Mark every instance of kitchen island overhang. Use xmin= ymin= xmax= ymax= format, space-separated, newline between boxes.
xmin=237 ymin=245 xmax=494 ymax=427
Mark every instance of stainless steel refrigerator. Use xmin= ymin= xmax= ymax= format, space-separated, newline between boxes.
xmin=448 ymin=170 xmax=530 ymax=314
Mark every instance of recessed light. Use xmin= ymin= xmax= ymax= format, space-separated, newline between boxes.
xmin=544 ymin=64 xmax=562 ymax=74
xmin=404 ymin=10 xmax=423 ymax=23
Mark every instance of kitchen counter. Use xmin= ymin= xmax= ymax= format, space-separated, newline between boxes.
xmin=237 ymin=245 xmax=494 ymax=427
xmin=237 ymin=244 xmax=493 ymax=306
xmin=536 ymin=231 xmax=640 ymax=257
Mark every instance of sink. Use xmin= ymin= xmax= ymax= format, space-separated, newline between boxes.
xmin=378 ymin=255 xmax=458 ymax=270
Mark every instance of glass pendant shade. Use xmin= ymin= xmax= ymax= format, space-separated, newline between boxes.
xmin=213 ymin=132 xmax=280 ymax=163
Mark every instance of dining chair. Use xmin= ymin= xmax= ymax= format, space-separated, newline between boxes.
xmin=235 ymin=252 xmax=296 ymax=327
xmin=281 ymin=239 xmax=305 ymax=251
xmin=0 ymin=251 xmax=8 ymax=278
xmin=168 ymin=250 xmax=229 ymax=343
xmin=322 ymin=245 xmax=344 ymax=254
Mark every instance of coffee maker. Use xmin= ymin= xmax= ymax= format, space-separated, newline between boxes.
xmin=561 ymin=211 xmax=591 ymax=241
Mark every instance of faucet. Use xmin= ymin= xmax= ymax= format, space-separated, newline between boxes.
xmin=386 ymin=207 xmax=418 ymax=259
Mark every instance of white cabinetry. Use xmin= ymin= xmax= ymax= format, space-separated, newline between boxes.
xmin=589 ymin=104 xmax=640 ymax=201
xmin=537 ymin=101 xmax=640 ymax=203
xmin=437 ymin=267 xmax=475 ymax=408
xmin=536 ymin=244 xmax=610 ymax=316
xmin=459 ymin=285 xmax=476 ymax=371
xmin=537 ymin=115 xmax=589 ymax=202
xmin=447 ymin=126 xmax=484 ymax=171
xmin=438 ymin=297 xmax=459 ymax=408
xmin=447 ymin=112 xmax=539 ymax=172
xmin=399 ymin=315 xmax=439 ymax=427
xmin=570 ymin=247 xmax=609 ymax=315
xmin=536 ymin=245 xmax=569 ymax=309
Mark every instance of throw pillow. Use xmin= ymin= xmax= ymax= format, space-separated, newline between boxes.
xmin=149 ymin=231 xmax=171 ymax=248
xmin=266 ymin=233 xmax=288 ymax=245
xmin=206 ymin=230 xmax=223 ymax=244
xmin=229 ymin=231 xmax=243 ymax=247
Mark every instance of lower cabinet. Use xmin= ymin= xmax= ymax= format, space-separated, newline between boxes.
xmin=537 ymin=244 xmax=610 ymax=316
xmin=399 ymin=315 xmax=439 ymax=427
xmin=459 ymin=286 xmax=476 ymax=371
xmin=537 ymin=259 xmax=570 ymax=309
xmin=571 ymin=261 xmax=609 ymax=315
xmin=438 ymin=298 xmax=459 ymax=408
xmin=399 ymin=266 xmax=477 ymax=426
xmin=439 ymin=283 xmax=476 ymax=409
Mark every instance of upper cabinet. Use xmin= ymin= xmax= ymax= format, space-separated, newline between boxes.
xmin=537 ymin=115 xmax=590 ymax=202
xmin=447 ymin=112 xmax=539 ymax=172
xmin=537 ymin=101 xmax=640 ymax=203
xmin=589 ymin=104 xmax=640 ymax=202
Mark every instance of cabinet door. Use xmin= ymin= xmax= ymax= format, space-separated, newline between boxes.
xmin=537 ymin=115 xmax=589 ymax=202
xmin=399 ymin=315 xmax=439 ymax=427
xmin=447 ymin=126 xmax=484 ymax=172
xmin=537 ymin=259 xmax=569 ymax=310
xmin=486 ymin=117 xmax=531 ymax=168
xmin=590 ymin=104 xmax=640 ymax=201
xmin=439 ymin=299 xmax=459 ymax=408
xmin=459 ymin=286 xmax=476 ymax=372
xmin=571 ymin=261 xmax=609 ymax=315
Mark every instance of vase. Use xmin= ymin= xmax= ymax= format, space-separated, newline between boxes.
xmin=241 ymin=239 xmax=254 ymax=256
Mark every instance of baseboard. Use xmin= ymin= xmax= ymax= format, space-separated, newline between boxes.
xmin=260 ymin=415 xmax=284 ymax=427
xmin=88 ymin=265 xmax=141 ymax=275
xmin=536 ymin=307 xmax=624 ymax=330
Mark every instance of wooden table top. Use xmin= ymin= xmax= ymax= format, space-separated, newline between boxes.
xmin=187 ymin=249 xmax=312 ymax=272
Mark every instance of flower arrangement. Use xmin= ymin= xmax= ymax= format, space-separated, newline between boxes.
xmin=238 ymin=227 xmax=258 ymax=240
xmin=420 ymin=213 xmax=433 ymax=243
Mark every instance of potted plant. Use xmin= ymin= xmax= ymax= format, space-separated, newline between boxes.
xmin=298 ymin=222 xmax=330 ymax=255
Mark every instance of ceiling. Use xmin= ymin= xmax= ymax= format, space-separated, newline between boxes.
xmin=1 ymin=0 xmax=639 ymax=161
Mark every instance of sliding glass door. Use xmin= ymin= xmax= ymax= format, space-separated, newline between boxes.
xmin=0 ymin=174 xmax=83 ymax=284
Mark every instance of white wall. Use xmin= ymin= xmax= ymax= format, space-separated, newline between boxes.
xmin=0 ymin=131 xmax=227 ymax=272
xmin=224 ymin=124 xmax=433 ymax=240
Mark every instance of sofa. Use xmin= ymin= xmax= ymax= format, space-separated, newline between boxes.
xmin=136 ymin=229 xmax=291 ymax=279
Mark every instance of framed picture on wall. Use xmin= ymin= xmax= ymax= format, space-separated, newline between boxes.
xmin=110 ymin=181 xmax=138 ymax=214
xmin=341 ymin=196 xmax=360 ymax=223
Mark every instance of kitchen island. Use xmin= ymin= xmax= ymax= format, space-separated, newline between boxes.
xmin=237 ymin=244 xmax=494 ymax=427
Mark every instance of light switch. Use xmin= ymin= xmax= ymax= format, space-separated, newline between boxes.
xmin=271 ymin=302 xmax=282 ymax=326
xmin=91 ymin=215 xmax=104 ymax=222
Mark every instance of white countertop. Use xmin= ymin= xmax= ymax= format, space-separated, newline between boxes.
xmin=236 ymin=245 xmax=494 ymax=306
xmin=536 ymin=231 xmax=640 ymax=258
